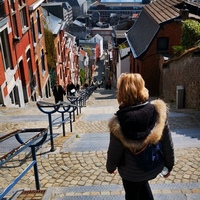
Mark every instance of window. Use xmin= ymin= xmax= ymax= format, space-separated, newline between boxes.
xmin=36 ymin=10 xmax=42 ymax=35
xmin=20 ymin=7 xmax=28 ymax=30
xmin=0 ymin=28 xmax=12 ymax=70
xmin=12 ymin=14 xmax=19 ymax=37
xmin=41 ymin=49 xmax=45 ymax=73
xmin=31 ymin=17 xmax=36 ymax=43
xmin=26 ymin=49 xmax=33 ymax=80
xmin=26 ymin=49 xmax=36 ymax=91
xmin=157 ymin=37 xmax=169 ymax=51
xmin=10 ymin=0 xmax=15 ymax=11
xmin=18 ymin=0 xmax=22 ymax=7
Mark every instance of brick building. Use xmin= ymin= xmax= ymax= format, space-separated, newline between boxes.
xmin=0 ymin=0 xmax=51 ymax=107
xmin=126 ymin=0 xmax=183 ymax=96
xmin=42 ymin=4 xmax=80 ymax=91
xmin=28 ymin=0 xmax=51 ymax=100
xmin=125 ymin=0 xmax=200 ymax=96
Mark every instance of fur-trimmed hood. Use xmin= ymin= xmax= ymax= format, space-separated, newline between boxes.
xmin=108 ymin=99 xmax=168 ymax=154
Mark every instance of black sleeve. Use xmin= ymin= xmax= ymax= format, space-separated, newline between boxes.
xmin=106 ymin=133 xmax=124 ymax=173
xmin=161 ymin=122 xmax=175 ymax=172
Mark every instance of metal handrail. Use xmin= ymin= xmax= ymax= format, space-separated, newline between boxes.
xmin=36 ymin=86 xmax=96 ymax=152
xmin=36 ymin=101 xmax=77 ymax=151
xmin=0 ymin=128 xmax=48 ymax=199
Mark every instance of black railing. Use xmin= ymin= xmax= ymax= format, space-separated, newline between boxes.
xmin=36 ymin=101 xmax=77 ymax=152
xmin=0 ymin=128 xmax=48 ymax=199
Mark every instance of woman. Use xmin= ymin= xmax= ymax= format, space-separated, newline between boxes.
xmin=67 ymin=80 xmax=76 ymax=96
xmin=106 ymin=73 xmax=174 ymax=200
xmin=53 ymin=81 xmax=66 ymax=103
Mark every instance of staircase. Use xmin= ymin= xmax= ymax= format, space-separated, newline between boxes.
xmin=43 ymin=182 xmax=200 ymax=199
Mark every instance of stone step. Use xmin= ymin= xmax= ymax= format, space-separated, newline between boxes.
xmin=62 ymin=130 xmax=200 ymax=153
xmin=42 ymin=182 xmax=200 ymax=200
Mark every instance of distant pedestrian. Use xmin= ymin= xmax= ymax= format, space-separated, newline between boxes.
xmin=53 ymin=81 xmax=66 ymax=103
xmin=67 ymin=80 xmax=76 ymax=96
xmin=106 ymin=79 xmax=111 ymax=89
xmin=106 ymin=73 xmax=174 ymax=200
xmin=84 ymin=82 xmax=89 ymax=88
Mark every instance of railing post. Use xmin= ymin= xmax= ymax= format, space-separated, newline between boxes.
xmin=31 ymin=146 xmax=40 ymax=190
xmin=0 ymin=128 xmax=48 ymax=198
xmin=61 ymin=112 xmax=66 ymax=136
xmin=48 ymin=113 xmax=55 ymax=152
xmin=69 ymin=112 xmax=72 ymax=132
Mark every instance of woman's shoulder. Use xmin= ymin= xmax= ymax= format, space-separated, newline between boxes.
xmin=150 ymin=99 xmax=168 ymax=113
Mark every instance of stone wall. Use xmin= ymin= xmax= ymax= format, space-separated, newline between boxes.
xmin=162 ymin=48 xmax=200 ymax=109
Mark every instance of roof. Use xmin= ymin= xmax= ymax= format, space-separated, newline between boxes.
xmin=73 ymin=20 xmax=86 ymax=27
xmin=119 ymin=47 xmax=130 ymax=59
xmin=91 ymin=1 xmax=143 ymax=7
xmin=92 ymin=34 xmax=103 ymax=40
xmin=79 ymin=41 xmax=97 ymax=48
xmin=126 ymin=0 xmax=183 ymax=58
xmin=92 ymin=27 xmax=113 ymax=31
xmin=115 ymin=30 xmax=127 ymax=38
xmin=67 ymin=25 xmax=87 ymax=40
xmin=42 ymin=2 xmax=71 ymax=10
xmin=144 ymin=0 xmax=183 ymax=24
xmin=165 ymin=46 xmax=200 ymax=64
xmin=42 ymin=8 xmax=63 ymax=35
xmin=53 ymin=0 xmax=86 ymax=7
xmin=42 ymin=2 xmax=72 ymax=21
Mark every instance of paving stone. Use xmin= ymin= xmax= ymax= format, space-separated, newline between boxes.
xmin=1 ymin=88 xmax=200 ymax=199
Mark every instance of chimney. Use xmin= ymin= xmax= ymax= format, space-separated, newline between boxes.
xmin=180 ymin=4 xmax=189 ymax=21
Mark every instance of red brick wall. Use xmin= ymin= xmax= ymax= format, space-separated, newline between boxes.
xmin=0 ymin=53 xmax=5 ymax=85
xmin=31 ymin=6 xmax=49 ymax=97
xmin=137 ymin=21 xmax=182 ymax=96
xmin=162 ymin=49 xmax=200 ymax=109
xmin=96 ymin=43 xmax=100 ymax=60
xmin=157 ymin=22 xmax=182 ymax=55
xmin=27 ymin=0 xmax=37 ymax=5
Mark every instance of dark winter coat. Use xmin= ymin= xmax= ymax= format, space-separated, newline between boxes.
xmin=106 ymin=99 xmax=174 ymax=182
xmin=53 ymin=85 xmax=66 ymax=103
xmin=67 ymin=83 xmax=76 ymax=96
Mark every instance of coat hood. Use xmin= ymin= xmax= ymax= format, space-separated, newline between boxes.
xmin=108 ymin=99 xmax=168 ymax=154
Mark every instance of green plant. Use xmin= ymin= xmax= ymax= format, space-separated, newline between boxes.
xmin=44 ymin=28 xmax=56 ymax=70
xmin=80 ymin=68 xmax=86 ymax=85
xmin=118 ymin=43 xmax=128 ymax=49
xmin=181 ymin=19 xmax=200 ymax=49
xmin=172 ymin=45 xmax=184 ymax=55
